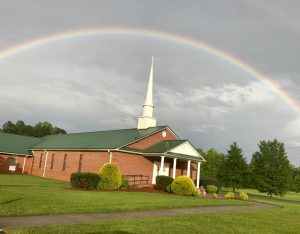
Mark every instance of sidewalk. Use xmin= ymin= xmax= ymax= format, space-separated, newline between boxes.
xmin=0 ymin=203 xmax=278 ymax=228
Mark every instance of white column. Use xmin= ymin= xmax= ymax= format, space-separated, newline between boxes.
xmin=42 ymin=150 xmax=49 ymax=177
xmin=108 ymin=150 xmax=112 ymax=163
xmin=172 ymin=158 xmax=177 ymax=179
xmin=22 ymin=156 xmax=27 ymax=174
xmin=196 ymin=162 xmax=201 ymax=188
xmin=187 ymin=160 xmax=191 ymax=177
xmin=159 ymin=156 xmax=165 ymax=175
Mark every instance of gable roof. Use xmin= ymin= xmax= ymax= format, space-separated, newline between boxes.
xmin=31 ymin=126 xmax=168 ymax=150
xmin=0 ymin=132 xmax=41 ymax=156
xmin=123 ymin=140 xmax=205 ymax=162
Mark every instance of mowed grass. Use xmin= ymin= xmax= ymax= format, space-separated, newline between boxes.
xmin=0 ymin=175 xmax=245 ymax=217
xmin=8 ymin=199 xmax=300 ymax=234
xmin=222 ymin=187 xmax=300 ymax=202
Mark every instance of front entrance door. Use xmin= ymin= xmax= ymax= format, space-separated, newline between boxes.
xmin=152 ymin=161 xmax=170 ymax=184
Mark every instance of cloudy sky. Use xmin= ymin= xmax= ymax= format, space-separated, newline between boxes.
xmin=0 ymin=0 xmax=300 ymax=165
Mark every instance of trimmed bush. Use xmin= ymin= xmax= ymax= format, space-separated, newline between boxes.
xmin=120 ymin=177 xmax=129 ymax=189
xmin=192 ymin=188 xmax=200 ymax=197
xmin=98 ymin=163 xmax=122 ymax=190
xmin=224 ymin=192 xmax=235 ymax=199
xmin=171 ymin=176 xmax=197 ymax=196
xmin=239 ymin=192 xmax=249 ymax=201
xmin=211 ymin=193 xmax=218 ymax=199
xmin=70 ymin=172 xmax=100 ymax=189
xmin=198 ymin=178 xmax=220 ymax=192
xmin=156 ymin=175 xmax=174 ymax=191
xmin=166 ymin=184 xmax=172 ymax=193
xmin=206 ymin=185 xmax=218 ymax=194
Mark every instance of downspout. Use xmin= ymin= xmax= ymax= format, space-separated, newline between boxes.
xmin=22 ymin=155 xmax=27 ymax=174
xmin=108 ymin=150 xmax=112 ymax=163
xmin=42 ymin=149 xmax=49 ymax=177
xmin=30 ymin=150 xmax=35 ymax=175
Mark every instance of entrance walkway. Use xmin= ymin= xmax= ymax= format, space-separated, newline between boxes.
xmin=0 ymin=203 xmax=278 ymax=228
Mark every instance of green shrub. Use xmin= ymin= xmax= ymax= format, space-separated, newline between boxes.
xmin=156 ymin=175 xmax=174 ymax=191
xmin=98 ymin=163 xmax=122 ymax=190
xmin=211 ymin=193 xmax=218 ymax=199
xmin=120 ymin=177 xmax=129 ymax=189
xmin=70 ymin=172 xmax=100 ymax=189
xmin=239 ymin=192 xmax=248 ymax=201
xmin=166 ymin=184 xmax=172 ymax=193
xmin=224 ymin=192 xmax=235 ymax=199
xmin=206 ymin=185 xmax=218 ymax=194
xmin=171 ymin=176 xmax=197 ymax=196
xmin=198 ymin=178 xmax=220 ymax=192
xmin=192 ymin=188 xmax=200 ymax=197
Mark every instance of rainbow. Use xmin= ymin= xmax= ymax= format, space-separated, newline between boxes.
xmin=0 ymin=27 xmax=298 ymax=114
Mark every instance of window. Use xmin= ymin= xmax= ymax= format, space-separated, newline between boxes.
xmin=9 ymin=156 xmax=17 ymax=172
xmin=62 ymin=154 xmax=67 ymax=171
xmin=39 ymin=153 xmax=43 ymax=168
xmin=50 ymin=154 xmax=55 ymax=170
xmin=78 ymin=154 xmax=83 ymax=172
xmin=10 ymin=157 xmax=17 ymax=166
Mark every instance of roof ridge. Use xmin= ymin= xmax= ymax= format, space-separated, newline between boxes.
xmin=46 ymin=126 xmax=169 ymax=136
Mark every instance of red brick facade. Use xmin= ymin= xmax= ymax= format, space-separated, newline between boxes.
xmin=29 ymin=129 xmax=198 ymax=184
xmin=128 ymin=128 xmax=177 ymax=149
xmin=0 ymin=153 xmax=33 ymax=174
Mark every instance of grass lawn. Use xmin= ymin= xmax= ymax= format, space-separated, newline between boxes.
xmin=7 ymin=198 xmax=300 ymax=233
xmin=0 ymin=174 xmax=245 ymax=217
xmin=222 ymin=187 xmax=300 ymax=202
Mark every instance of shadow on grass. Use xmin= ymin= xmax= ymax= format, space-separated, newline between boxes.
xmin=1 ymin=198 xmax=24 ymax=205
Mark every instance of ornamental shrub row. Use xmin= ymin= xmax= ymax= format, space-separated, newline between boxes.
xmin=70 ymin=163 xmax=127 ymax=190
xmin=171 ymin=176 xmax=199 ymax=196
xmin=98 ymin=163 xmax=122 ymax=190
xmin=70 ymin=172 xmax=100 ymax=189
xmin=156 ymin=175 xmax=174 ymax=191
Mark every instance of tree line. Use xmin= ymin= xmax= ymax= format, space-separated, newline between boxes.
xmin=199 ymin=139 xmax=300 ymax=197
xmin=0 ymin=120 xmax=67 ymax=137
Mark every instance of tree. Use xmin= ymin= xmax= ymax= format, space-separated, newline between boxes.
xmin=2 ymin=120 xmax=67 ymax=137
xmin=251 ymin=139 xmax=292 ymax=198
xmin=198 ymin=148 xmax=225 ymax=184
xmin=223 ymin=142 xmax=248 ymax=192
xmin=290 ymin=166 xmax=300 ymax=193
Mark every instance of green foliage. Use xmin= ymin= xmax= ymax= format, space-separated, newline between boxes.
xmin=239 ymin=192 xmax=248 ymax=201
xmin=120 ymin=177 xmax=129 ymax=189
xmin=250 ymin=139 xmax=292 ymax=197
xmin=156 ymin=175 xmax=174 ymax=191
xmin=166 ymin=184 xmax=172 ymax=193
xmin=70 ymin=172 xmax=100 ymax=189
xmin=224 ymin=192 xmax=235 ymax=199
xmin=211 ymin=193 xmax=218 ymax=199
xmin=199 ymin=178 xmax=220 ymax=192
xmin=290 ymin=166 xmax=300 ymax=193
xmin=198 ymin=148 xmax=225 ymax=184
xmin=192 ymin=188 xmax=200 ymax=197
xmin=206 ymin=185 xmax=218 ymax=194
xmin=223 ymin=142 xmax=248 ymax=192
xmin=2 ymin=120 xmax=66 ymax=137
xmin=171 ymin=176 xmax=197 ymax=196
xmin=98 ymin=163 xmax=122 ymax=190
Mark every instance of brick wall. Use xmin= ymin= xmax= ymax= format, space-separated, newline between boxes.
xmin=128 ymin=128 xmax=177 ymax=149
xmin=30 ymin=150 xmax=198 ymax=184
xmin=0 ymin=153 xmax=33 ymax=174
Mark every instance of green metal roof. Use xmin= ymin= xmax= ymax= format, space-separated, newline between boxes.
xmin=142 ymin=140 xmax=187 ymax=153
xmin=31 ymin=126 xmax=168 ymax=150
xmin=0 ymin=132 xmax=41 ymax=155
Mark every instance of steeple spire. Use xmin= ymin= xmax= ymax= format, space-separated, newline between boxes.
xmin=144 ymin=56 xmax=154 ymax=107
xmin=138 ymin=57 xmax=157 ymax=129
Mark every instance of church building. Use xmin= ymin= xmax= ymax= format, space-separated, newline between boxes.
xmin=0 ymin=58 xmax=205 ymax=187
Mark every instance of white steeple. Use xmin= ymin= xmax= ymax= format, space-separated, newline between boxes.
xmin=138 ymin=57 xmax=157 ymax=129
